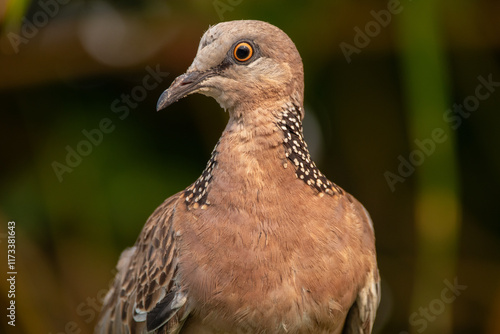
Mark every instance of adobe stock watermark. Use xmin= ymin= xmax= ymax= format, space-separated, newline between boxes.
xmin=7 ymin=0 xmax=71 ymax=54
xmin=51 ymin=65 xmax=169 ymax=182
xmin=48 ymin=268 xmax=117 ymax=334
xmin=339 ymin=0 xmax=404 ymax=64
xmin=400 ymin=277 xmax=467 ymax=334
xmin=213 ymin=0 xmax=244 ymax=20
xmin=385 ymin=73 xmax=499 ymax=192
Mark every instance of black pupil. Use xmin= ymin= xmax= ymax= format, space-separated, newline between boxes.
xmin=236 ymin=45 xmax=250 ymax=60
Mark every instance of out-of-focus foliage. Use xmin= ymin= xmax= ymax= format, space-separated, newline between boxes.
xmin=0 ymin=1 xmax=499 ymax=333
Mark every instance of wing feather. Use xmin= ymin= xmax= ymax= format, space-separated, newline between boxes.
xmin=342 ymin=204 xmax=381 ymax=334
xmin=95 ymin=192 xmax=190 ymax=334
xmin=342 ymin=269 xmax=381 ymax=334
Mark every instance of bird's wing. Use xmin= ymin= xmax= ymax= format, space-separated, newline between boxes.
xmin=342 ymin=268 xmax=381 ymax=334
xmin=95 ymin=192 xmax=191 ymax=334
xmin=341 ymin=203 xmax=381 ymax=334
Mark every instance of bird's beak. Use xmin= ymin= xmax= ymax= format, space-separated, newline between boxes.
xmin=156 ymin=70 xmax=212 ymax=111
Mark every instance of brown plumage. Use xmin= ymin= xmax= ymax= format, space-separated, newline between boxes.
xmin=95 ymin=20 xmax=380 ymax=334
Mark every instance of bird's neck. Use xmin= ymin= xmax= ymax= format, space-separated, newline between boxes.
xmin=182 ymin=102 xmax=339 ymax=210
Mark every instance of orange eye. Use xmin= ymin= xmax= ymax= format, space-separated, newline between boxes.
xmin=233 ymin=42 xmax=253 ymax=62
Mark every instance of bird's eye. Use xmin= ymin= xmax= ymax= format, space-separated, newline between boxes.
xmin=233 ymin=42 xmax=253 ymax=62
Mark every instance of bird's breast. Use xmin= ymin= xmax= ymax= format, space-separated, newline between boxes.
xmin=171 ymin=124 xmax=363 ymax=332
xmin=173 ymin=181 xmax=359 ymax=333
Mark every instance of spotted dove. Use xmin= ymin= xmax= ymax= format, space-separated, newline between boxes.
xmin=95 ymin=20 xmax=380 ymax=334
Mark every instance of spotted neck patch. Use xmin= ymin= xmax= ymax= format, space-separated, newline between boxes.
xmin=183 ymin=142 xmax=219 ymax=209
xmin=277 ymin=103 xmax=342 ymax=196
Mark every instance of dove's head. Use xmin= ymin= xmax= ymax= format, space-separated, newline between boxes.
xmin=157 ymin=20 xmax=304 ymax=119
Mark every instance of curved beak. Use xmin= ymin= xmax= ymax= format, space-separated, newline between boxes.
xmin=156 ymin=70 xmax=212 ymax=111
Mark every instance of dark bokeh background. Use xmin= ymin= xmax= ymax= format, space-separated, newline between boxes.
xmin=1 ymin=1 xmax=499 ymax=333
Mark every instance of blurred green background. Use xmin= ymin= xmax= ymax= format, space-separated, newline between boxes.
xmin=1 ymin=0 xmax=499 ymax=333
